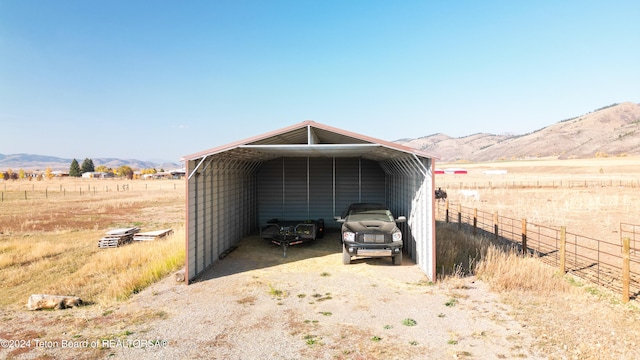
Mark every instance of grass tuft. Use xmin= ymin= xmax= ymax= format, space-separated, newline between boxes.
xmin=402 ymin=318 xmax=417 ymax=327
xmin=474 ymin=245 xmax=571 ymax=293
xmin=268 ymin=284 xmax=286 ymax=298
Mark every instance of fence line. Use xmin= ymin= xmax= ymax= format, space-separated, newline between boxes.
xmin=436 ymin=200 xmax=640 ymax=303
xmin=621 ymin=223 xmax=640 ymax=256
xmin=0 ymin=181 xmax=184 ymax=202
xmin=437 ymin=178 xmax=640 ymax=190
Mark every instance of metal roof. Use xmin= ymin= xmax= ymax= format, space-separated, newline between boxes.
xmin=182 ymin=120 xmax=437 ymax=163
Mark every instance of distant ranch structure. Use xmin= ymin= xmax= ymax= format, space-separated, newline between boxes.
xmin=81 ymin=172 xmax=112 ymax=179
xmin=435 ymin=168 xmax=468 ymax=174
xmin=444 ymin=168 xmax=467 ymax=174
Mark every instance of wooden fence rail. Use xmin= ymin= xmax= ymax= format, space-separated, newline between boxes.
xmin=437 ymin=200 xmax=640 ymax=303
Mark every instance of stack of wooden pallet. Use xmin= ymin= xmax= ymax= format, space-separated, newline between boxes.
xmin=133 ymin=228 xmax=173 ymax=241
xmin=98 ymin=227 xmax=140 ymax=248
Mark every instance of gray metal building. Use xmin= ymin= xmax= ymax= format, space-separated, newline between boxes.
xmin=183 ymin=121 xmax=436 ymax=283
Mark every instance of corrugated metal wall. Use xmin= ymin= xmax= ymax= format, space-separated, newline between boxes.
xmin=187 ymin=155 xmax=434 ymax=283
xmin=187 ymin=159 xmax=260 ymax=283
xmin=381 ymin=157 xmax=434 ymax=280
xmin=257 ymin=157 xmax=385 ymax=226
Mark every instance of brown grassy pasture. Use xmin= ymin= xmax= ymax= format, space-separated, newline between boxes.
xmin=0 ymin=178 xmax=185 ymax=308
xmin=1 ymin=161 xmax=640 ymax=359
xmin=436 ymin=156 xmax=640 ymax=243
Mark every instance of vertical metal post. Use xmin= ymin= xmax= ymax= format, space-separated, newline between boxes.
xmin=560 ymin=226 xmax=566 ymax=273
xmin=522 ymin=218 xmax=527 ymax=256
xmin=282 ymin=158 xmax=285 ymax=219
xmin=622 ymin=237 xmax=630 ymax=303
xmin=358 ymin=157 xmax=362 ymax=203
xmin=473 ymin=208 xmax=477 ymax=235
xmin=307 ymin=157 xmax=310 ymax=218
xmin=332 ymin=157 xmax=336 ymax=217
xmin=445 ymin=200 xmax=449 ymax=223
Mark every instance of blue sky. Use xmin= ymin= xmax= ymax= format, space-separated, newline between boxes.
xmin=1 ymin=1 xmax=638 ymax=163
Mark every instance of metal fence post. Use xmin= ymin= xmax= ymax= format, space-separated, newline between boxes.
xmin=493 ymin=211 xmax=498 ymax=240
xmin=560 ymin=226 xmax=566 ymax=273
xmin=522 ymin=218 xmax=527 ymax=256
xmin=457 ymin=203 xmax=462 ymax=229
xmin=473 ymin=208 xmax=477 ymax=235
xmin=445 ymin=200 xmax=449 ymax=223
xmin=622 ymin=237 xmax=630 ymax=303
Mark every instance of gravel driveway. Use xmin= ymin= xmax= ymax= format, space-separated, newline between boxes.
xmin=1 ymin=232 xmax=544 ymax=359
xmin=109 ymin=232 xmax=543 ymax=360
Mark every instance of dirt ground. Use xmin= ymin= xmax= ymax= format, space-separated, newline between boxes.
xmin=3 ymin=230 xmax=640 ymax=360
xmin=1 ymin=231 xmax=537 ymax=360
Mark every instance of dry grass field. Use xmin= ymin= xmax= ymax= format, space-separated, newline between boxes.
xmin=1 ymin=158 xmax=640 ymax=359
xmin=0 ymin=178 xmax=186 ymax=308
xmin=436 ymin=156 xmax=640 ymax=242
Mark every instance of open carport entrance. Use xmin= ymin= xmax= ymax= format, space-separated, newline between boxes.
xmin=184 ymin=121 xmax=436 ymax=283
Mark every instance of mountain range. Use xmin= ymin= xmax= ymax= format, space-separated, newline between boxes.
xmin=2 ymin=102 xmax=638 ymax=170
xmin=0 ymin=154 xmax=182 ymax=172
xmin=397 ymin=102 xmax=640 ymax=162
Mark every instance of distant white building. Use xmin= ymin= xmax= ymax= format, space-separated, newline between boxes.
xmin=143 ymin=169 xmax=185 ymax=179
xmin=81 ymin=172 xmax=112 ymax=179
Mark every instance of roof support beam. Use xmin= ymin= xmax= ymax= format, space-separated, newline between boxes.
xmin=188 ymin=155 xmax=209 ymax=180
xmin=307 ymin=125 xmax=320 ymax=145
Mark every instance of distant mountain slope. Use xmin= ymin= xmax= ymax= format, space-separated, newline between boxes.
xmin=397 ymin=102 xmax=640 ymax=162
xmin=0 ymin=154 xmax=181 ymax=171
xmin=4 ymin=102 xmax=638 ymax=169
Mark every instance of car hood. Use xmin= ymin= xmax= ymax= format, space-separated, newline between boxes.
xmin=343 ymin=220 xmax=398 ymax=233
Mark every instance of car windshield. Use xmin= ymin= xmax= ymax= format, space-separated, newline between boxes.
xmin=346 ymin=207 xmax=394 ymax=222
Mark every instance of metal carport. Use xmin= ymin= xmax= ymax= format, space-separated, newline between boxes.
xmin=182 ymin=121 xmax=436 ymax=283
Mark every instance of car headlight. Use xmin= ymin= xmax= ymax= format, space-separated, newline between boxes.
xmin=343 ymin=231 xmax=355 ymax=242
xmin=392 ymin=231 xmax=402 ymax=242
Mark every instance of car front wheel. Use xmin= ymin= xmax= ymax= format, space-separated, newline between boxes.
xmin=342 ymin=245 xmax=351 ymax=265
xmin=392 ymin=251 xmax=402 ymax=265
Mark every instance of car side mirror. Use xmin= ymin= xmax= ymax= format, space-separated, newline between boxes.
xmin=334 ymin=216 xmax=345 ymax=223
xmin=396 ymin=216 xmax=406 ymax=223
